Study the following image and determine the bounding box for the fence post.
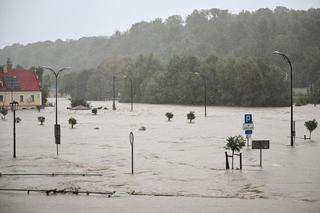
[225,151,229,170]
[239,153,242,170]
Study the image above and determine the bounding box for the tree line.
[0,7,319,88]
[60,54,291,107]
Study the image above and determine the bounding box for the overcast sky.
[0,0,319,48]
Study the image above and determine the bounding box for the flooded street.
[1,98,320,211]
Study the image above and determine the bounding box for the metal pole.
[55,74,58,125]
[13,109,16,158]
[41,66,70,156]
[130,79,133,112]
[225,152,229,170]
[272,51,294,147]
[204,78,207,117]
[112,76,116,110]
[55,74,59,156]
[289,61,293,147]
[260,148,262,167]
[131,143,134,175]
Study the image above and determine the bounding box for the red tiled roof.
[0,69,40,91]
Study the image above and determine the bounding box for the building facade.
[0,67,41,109]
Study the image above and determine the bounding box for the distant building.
[0,66,41,109]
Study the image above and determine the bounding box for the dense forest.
[1,7,319,87]
[1,7,320,106]
[59,54,291,107]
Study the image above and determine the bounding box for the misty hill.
[1,7,319,87]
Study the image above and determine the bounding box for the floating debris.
[139,126,146,131]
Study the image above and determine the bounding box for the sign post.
[129,132,134,175]
[243,114,253,146]
[252,140,270,167]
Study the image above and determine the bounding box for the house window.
[31,95,34,102]
[0,95,3,102]
[20,95,24,102]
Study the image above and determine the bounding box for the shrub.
[68,117,77,128]
[224,135,246,169]
[304,119,318,139]
[165,112,174,121]
[92,108,98,115]
[187,111,195,123]
[15,117,21,123]
[0,107,8,119]
[70,99,90,108]
[38,116,45,125]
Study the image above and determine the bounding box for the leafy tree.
[304,119,318,139]
[224,135,246,169]
[92,108,98,115]
[38,116,45,125]
[187,111,195,123]
[68,117,77,129]
[165,112,173,121]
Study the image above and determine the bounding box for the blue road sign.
[245,114,252,124]
[245,130,252,135]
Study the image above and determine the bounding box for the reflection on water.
[0,98,319,202]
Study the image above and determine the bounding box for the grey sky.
[0,0,319,48]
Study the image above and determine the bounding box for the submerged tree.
[187,111,195,123]
[304,119,318,139]
[165,112,174,121]
[68,117,77,129]
[224,135,245,169]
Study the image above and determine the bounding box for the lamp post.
[10,101,19,158]
[41,66,71,155]
[112,75,116,110]
[194,72,207,117]
[272,51,294,147]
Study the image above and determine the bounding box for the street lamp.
[194,72,207,117]
[41,66,71,155]
[124,75,133,112]
[10,100,19,158]
[112,75,116,110]
[272,51,294,147]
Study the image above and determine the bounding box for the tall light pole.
[194,72,207,117]
[10,101,19,158]
[112,75,116,110]
[272,51,294,147]
[41,66,71,155]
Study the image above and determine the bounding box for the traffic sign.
[245,130,252,135]
[244,114,252,123]
[252,140,270,149]
[129,132,134,145]
[243,123,254,130]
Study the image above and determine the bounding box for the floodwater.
[0,98,320,206]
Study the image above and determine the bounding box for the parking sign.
[244,114,252,124]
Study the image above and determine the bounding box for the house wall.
[0,91,41,109]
